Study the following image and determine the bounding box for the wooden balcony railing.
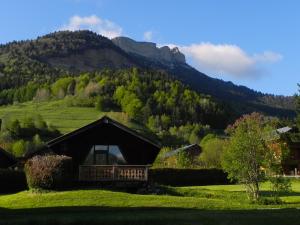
[78,165,149,182]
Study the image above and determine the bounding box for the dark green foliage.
[0,169,27,193]
[176,151,193,168]
[0,82,40,105]
[149,168,230,186]
[11,140,27,157]
[0,115,60,157]
[168,123,211,145]
[199,134,225,168]
[25,155,73,190]
[269,176,292,201]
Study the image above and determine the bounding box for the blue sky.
[0,0,299,96]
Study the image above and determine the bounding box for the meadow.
[1,182,300,225]
[0,100,145,134]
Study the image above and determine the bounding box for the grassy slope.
[1,182,300,225]
[0,100,147,134]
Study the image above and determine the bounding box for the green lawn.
[1,182,300,225]
[0,100,146,134]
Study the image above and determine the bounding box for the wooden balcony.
[78,165,149,182]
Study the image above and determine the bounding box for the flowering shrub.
[25,155,73,190]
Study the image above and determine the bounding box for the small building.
[268,126,300,175]
[162,144,202,159]
[284,141,300,175]
[0,147,17,168]
[44,116,161,183]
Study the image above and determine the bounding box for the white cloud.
[143,31,153,41]
[60,15,122,38]
[169,43,282,79]
[253,51,283,63]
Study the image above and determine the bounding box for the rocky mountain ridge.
[112,36,185,65]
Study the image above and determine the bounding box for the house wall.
[48,122,160,171]
[0,155,15,168]
[283,142,300,175]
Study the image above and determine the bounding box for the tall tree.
[222,113,270,201]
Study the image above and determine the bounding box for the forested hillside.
[0,68,234,157]
[0,68,232,128]
[0,30,295,118]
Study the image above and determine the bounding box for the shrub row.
[0,169,27,193]
[149,168,231,186]
[25,155,73,190]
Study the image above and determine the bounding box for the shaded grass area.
[1,207,300,225]
[1,182,300,225]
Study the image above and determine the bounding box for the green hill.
[0,99,158,142]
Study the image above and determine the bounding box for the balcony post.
[145,166,148,181]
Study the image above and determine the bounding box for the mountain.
[112,36,185,65]
[0,30,295,117]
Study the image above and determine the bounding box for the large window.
[83,145,126,165]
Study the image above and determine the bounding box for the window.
[83,145,126,165]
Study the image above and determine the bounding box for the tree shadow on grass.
[1,206,300,225]
[260,190,300,197]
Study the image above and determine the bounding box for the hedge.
[149,168,231,186]
[25,155,73,190]
[0,169,27,193]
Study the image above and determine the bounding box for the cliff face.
[112,37,186,65]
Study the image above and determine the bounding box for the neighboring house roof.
[0,147,17,168]
[263,126,293,141]
[163,144,201,159]
[47,116,160,149]
[277,126,292,134]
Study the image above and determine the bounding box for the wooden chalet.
[46,116,161,183]
[0,147,17,169]
[284,141,300,175]
[270,126,300,175]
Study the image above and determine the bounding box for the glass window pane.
[108,146,126,164]
[83,145,126,165]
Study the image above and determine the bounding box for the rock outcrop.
[112,37,186,65]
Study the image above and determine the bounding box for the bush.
[11,139,27,157]
[199,135,225,168]
[269,176,292,201]
[176,151,193,168]
[0,169,27,193]
[149,168,231,186]
[25,155,73,190]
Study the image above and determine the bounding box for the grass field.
[1,182,300,225]
[0,100,146,134]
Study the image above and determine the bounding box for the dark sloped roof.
[47,116,161,148]
[162,144,201,159]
